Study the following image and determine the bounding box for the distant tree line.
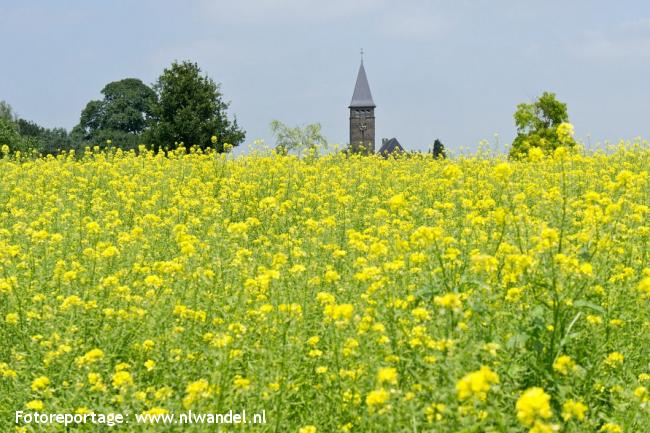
[0,61,245,155]
[3,65,574,159]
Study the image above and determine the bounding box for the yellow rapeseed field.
[1,144,650,432]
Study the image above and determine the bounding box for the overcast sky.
[1,0,650,153]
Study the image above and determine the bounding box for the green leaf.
[573,300,605,314]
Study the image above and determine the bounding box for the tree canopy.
[0,117,21,151]
[432,139,446,159]
[72,78,156,149]
[0,100,15,121]
[270,120,327,156]
[2,61,247,155]
[146,61,245,152]
[510,92,575,158]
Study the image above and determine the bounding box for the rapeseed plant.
[0,143,649,431]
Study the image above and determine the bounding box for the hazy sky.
[1,0,650,153]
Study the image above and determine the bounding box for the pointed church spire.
[349,51,375,108]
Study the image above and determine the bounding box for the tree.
[147,61,245,152]
[432,139,446,159]
[510,92,575,158]
[15,118,78,155]
[0,117,21,150]
[0,101,29,153]
[16,118,44,137]
[0,100,77,155]
[72,78,157,149]
[0,100,15,121]
[270,120,327,156]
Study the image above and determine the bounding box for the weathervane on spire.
[360,48,364,63]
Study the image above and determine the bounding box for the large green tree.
[72,78,157,149]
[147,61,245,152]
[509,92,575,158]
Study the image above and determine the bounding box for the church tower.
[349,51,375,154]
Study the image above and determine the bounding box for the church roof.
[349,61,376,108]
[379,138,404,155]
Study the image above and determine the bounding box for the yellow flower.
[557,122,575,144]
[387,193,407,211]
[604,352,624,368]
[634,386,649,402]
[144,275,163,288]
[76,348,104,366]
[323,303,354,322]
[324,269,341,283]
[144,360,156,371]
[233,375,251,391]
[366,388,390,407]
[516,387,552,427]
[87,372,107,392]
[586,314,602,325]
[425,402,446,422]
[434,293,462,309]
[561,399,587,421]
[308,349,323,358]
[456,366,499,401]
[183,379,211,408]
[115,362,130,372]
[529,422,556,433]
[552,355,576,375]
[111,371,133,389]
[316,292,336,305]
[211,135,218,144]
[26,400,44,410]
[411,307,431,321]
[638,277,650,297]
[298,426,317,433]
[0,362,17,378]
[377,367,398,385]
[143,407,169,415]
[506,287,523,302]
[227,221,248,235]
[5,312,19,325]
[553,146,569,159]
[85,221,101,234]
[528,146,545,161]
[600,423,622,433]
[494,162,513,179]
[31,376,51,392]
[186,379,209,395]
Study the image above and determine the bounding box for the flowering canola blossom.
[1,143,650,432]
